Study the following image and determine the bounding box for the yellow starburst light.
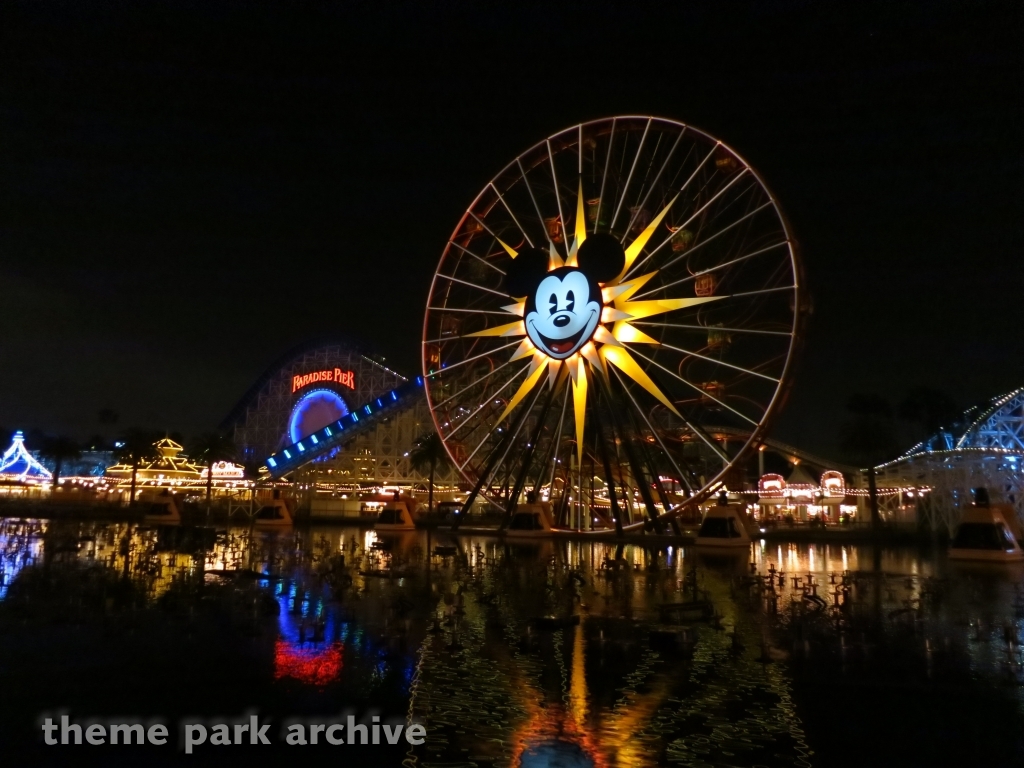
[463,184,726,465]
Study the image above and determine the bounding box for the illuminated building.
[0,431,52,485]
[757,466,853,522]
[38,450,115,478]
[221,340,463,516]
[105,438,247,492]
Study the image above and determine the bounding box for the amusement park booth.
[757,467,848,524]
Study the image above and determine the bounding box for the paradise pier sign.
[292,368,355,394]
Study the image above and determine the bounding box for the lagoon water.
[2,516,1023,767]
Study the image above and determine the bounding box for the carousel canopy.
[0,431,53,481]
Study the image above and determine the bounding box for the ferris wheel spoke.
[627,347,765,427]
[460,376,545,474]
[542,379,572,497]
[441,369,524,442]
[602,350,730,460]
[595,118,617,231]
[428,339,522,377]
[718,285,796,300]
[622,129,684,238]
[430,356,523,411]
[657,343,780,383]
[488,182,535,249]
[610,117,652,232]
[654,201,775,276]
[435,272,509,298]
[447,240,507,275]
[634,321,792,338]
[467,211,526,258]
[634,240,791,300]
[516,157,552,247]
[428,306,517,316]
[546,140,568,259]
[608,365,694,493]
[626,167,752,280]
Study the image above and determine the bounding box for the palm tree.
[190,432,237,514]
[39,436,81,490]
[409,431,447,521]
[116,429,161,504]
[840,393,899,531]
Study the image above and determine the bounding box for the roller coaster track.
[264,377,425,479]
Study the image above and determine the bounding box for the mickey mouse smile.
[529,309,599,356]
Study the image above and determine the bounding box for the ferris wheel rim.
[422,115,807,530]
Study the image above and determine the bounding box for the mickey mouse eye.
[548,293,557,315]
[565,290,575,312]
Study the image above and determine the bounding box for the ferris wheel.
[423,116,806,532]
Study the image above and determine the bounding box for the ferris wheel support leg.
[453,383,540,530]
[596,372,665,534]
[591,394,625,537]
[500,376,564,531]
[626,415,675,536]
[645,452,682,535]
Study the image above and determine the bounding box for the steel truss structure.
[294,397,462,489]
[874,388,1024,533]
[222,340,407,463]
[222,340,461,490]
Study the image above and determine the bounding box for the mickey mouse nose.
[553,314,571,328]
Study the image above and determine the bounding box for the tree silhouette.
[190,432,237,514]
[409,431,448,520]
[39,436,81,490]
[839,394,898,531]
[898,386,961,441]
[840,393,898,467]
[115,429,161,504]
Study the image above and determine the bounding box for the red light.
[273,639,343,687]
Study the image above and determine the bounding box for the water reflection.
[1,518,1023,765]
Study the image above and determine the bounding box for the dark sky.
[0,0,1021,457]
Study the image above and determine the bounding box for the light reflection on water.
[2,517,1024,766]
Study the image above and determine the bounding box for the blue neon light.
[288,388,349,444]
[265,377,429,473]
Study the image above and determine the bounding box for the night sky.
[1,0,1020,458]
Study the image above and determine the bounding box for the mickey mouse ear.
[576,233,626,283]
[504,248,549,297]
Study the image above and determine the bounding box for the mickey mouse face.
[525,268,601,359]
[504,233,627,361]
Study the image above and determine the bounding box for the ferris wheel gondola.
[423,116,806,532]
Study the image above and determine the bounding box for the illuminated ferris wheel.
[423,116,806,532]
